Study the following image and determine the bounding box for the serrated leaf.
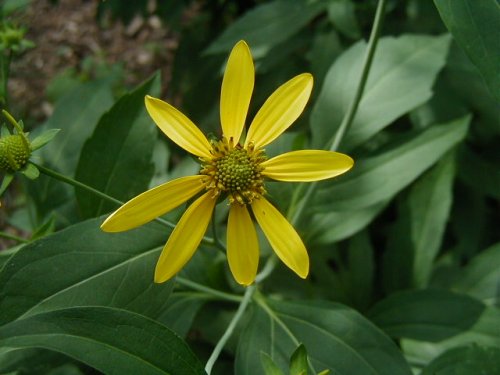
[421,344,500,375]
[368,290,485,342]
[236,299,412,375]
[75,73,160,218]
[434,0,500,102]
[311,34,451,150]
[0,216,172,326]
[313,116,469,212]
[205,0,327,58]
[0,306,205,375]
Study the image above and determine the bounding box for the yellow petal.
[220,41,254,144]
[101,175,205,232]
[251,197,309,278]
[154,191,216,283]
[145,95,212,158]
[227,204,259,286]
[245,73,313,149]
[261,150,354,181]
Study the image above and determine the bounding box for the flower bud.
[0,133,31,172]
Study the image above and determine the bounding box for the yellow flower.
[101,41,353,286]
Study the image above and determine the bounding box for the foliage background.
[0,0,499,374]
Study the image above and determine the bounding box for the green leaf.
[156,292,209,338]
[1,0,31,16]
[205,0,327,58]
[20,162,39,180]
[313,116,469,212]
[434,0,500,102]
[0,246,20,271]
[0,348,87,375]
[0,217,172,326]
[368,290,485,342]
[39,80,114,175]
[422,345,500,375]
[260,352,285,375]
[26,80,114,222]
[75,74,160,218]
[343,231,375,311]
[0,173,14,196]
[311,34,451,150]
[457,146,500,200]
[327,0,361,39]
[236,299,412,375]
[308,200,388,244]
[0,306,205,375]
[30,129,60,151]
[452,242,500,305]
[410,153,455,287]
[289,344,308,375]
[401,306,500,365]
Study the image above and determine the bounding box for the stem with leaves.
[290,0,387,227]
[204,0,388,372]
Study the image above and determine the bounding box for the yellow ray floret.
[101,40,354,286]
[261,150,354,182]
[220,40,254,144]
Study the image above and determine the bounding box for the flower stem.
[327,0,387,152]
[33,162,220,246]
[202,6,388,368]
[34,162,123,206]
[291,0,387,226]
[176,277,242,303]
[205,285,256,374]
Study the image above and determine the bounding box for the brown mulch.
[8,0,179,122]
[1,0,185,247]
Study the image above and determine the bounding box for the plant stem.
[204,285,256,374]
[255,254,278,283]
[205,8,389,365]
[211,209,226,252]
[33,162,219,246]
[291,0,387,226]
[176,277,242,303]
[34,162,124,206]
[328,0,387,152]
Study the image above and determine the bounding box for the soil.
[1,0,185,247]
[8,0,180,121]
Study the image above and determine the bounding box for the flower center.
[200,137,267,205]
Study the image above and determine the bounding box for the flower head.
[101,41,353,286]
[0,110,59,205]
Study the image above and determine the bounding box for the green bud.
[0,23,34,53]
[0,133,31,172]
